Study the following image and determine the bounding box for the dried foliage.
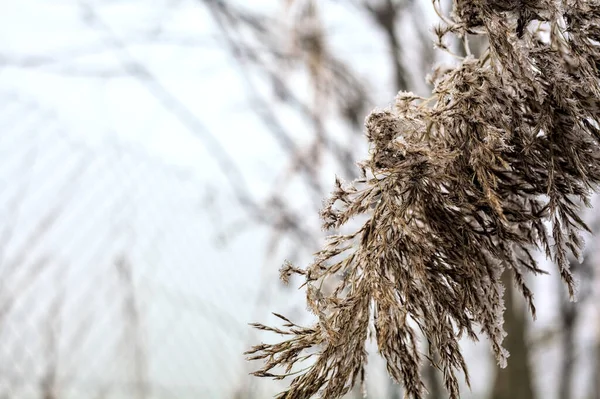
[246,1,600,398]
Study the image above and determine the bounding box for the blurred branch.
[201,0,369,178]
[560,249,595,399]
[115,255,149,399]
[490,272,536,399]
[41,262,66,399]
[559,279,576,399]
[362,0,409,91]
[422,340,443,399]
[202,0,325,198]
[77,2,254,208]
[0,33,221,65]
[75,0,317,249]
[3,0,369,251]
[593,317,600,399]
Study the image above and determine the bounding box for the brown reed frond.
[246,1,600,397]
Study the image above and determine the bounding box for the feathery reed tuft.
[246,1,600,397]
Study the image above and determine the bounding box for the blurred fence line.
[0,91,267,399]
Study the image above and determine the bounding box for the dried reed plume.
[246,1,600,397]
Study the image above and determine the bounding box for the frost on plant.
[246,1,600,398]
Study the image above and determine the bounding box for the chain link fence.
[0,92,277,399]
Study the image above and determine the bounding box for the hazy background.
[0,1,598,398]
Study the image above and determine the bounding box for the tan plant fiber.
[246,1,600,397]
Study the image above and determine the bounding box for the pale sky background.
[0,1,598,399]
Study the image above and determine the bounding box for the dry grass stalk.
[246,1,600,397]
